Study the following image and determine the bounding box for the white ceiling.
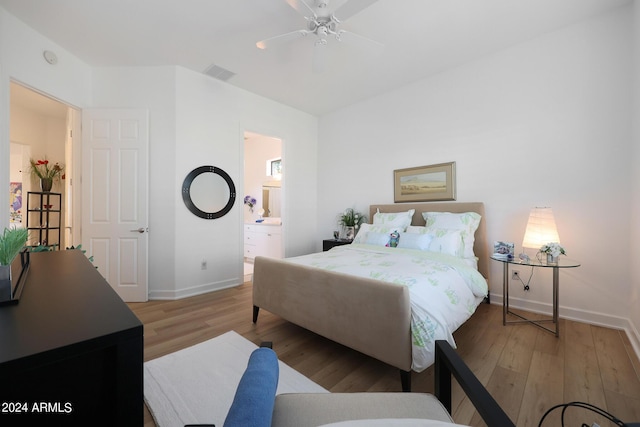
[1,0,630,116]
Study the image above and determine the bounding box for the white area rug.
[144,330,328,427]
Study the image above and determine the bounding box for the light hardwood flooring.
[129,282,640,427]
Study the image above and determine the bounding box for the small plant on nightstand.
[338,208,366,240]
[538,242,566,264]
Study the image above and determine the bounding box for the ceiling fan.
[256,0,383,71]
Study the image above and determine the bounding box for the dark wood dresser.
[0,250,143,426]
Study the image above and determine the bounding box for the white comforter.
[286,243,488,372]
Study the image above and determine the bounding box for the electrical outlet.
[201,259,207,270]
[512,270,520,280]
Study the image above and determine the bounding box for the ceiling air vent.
[203,64,236,81]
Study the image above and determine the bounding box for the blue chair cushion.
[223,347,279,427]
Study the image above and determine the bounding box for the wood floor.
[129,281,640,427]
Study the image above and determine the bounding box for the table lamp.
[521,207,560,260]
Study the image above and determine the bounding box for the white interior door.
[81,109,149,302]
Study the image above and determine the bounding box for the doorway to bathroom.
[243,131,283,281]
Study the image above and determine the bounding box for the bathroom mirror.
[182,166,236,219]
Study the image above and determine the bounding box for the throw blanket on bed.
[286,244,488,372]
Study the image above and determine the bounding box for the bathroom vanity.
[244,221,282,260]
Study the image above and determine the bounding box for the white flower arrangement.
[539,242,566,258]
[338,208,366,228]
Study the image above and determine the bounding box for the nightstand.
[322,239,351,251]
[491,255,580,337]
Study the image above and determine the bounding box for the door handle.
[130,227,148,234]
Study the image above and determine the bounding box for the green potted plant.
[0,227,29,302]
[338,208,366,240]
[30,158,65,192]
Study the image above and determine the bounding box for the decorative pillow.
[353,223,403,244]
[364,232,391,247]
[397,232,433,251]
[420,212,481,258]
[372,209,415,231]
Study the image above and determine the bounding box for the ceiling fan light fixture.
[257,0,383,70]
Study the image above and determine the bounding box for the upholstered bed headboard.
[369,202,489,282]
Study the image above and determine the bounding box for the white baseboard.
[148,277,242,300]
[489,292,640,361]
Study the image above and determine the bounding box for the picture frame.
[493,241,515,260]
[394,162,456,202]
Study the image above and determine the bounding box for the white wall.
[92,66,318,299]
[318,6,636,340]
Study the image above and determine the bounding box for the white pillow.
[353,223,403,244]
[422,211,481,232]
[428,229,465,257]
[372,209,415,231]
[397,232,433,251]
[420,212,481,258]
[365,232,391,247]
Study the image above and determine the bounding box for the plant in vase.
[338,208,366,240]
[0,227,29,302]
[30,158,65,192]
[244,195,257,213]
[538,242,566,264]
[0,227,28,266]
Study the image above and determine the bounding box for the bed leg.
[400,370,411,392]
[253,305,260,323]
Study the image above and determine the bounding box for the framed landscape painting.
[394,162,456,202]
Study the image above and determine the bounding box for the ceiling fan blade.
[333,0,378,21]
[336,30,383,53]
[312,39,328,73]
[285,0,316,17]
[256,30,310,50]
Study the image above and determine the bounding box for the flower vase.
[546,254,558,265]
[344,226,355,241]
[40,178,53,192]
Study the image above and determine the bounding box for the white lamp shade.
[522,207,560,249]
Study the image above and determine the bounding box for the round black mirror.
[182,166,236,219]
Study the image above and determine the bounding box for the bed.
[252,202,489,391]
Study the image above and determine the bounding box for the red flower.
[30,158,64,180]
